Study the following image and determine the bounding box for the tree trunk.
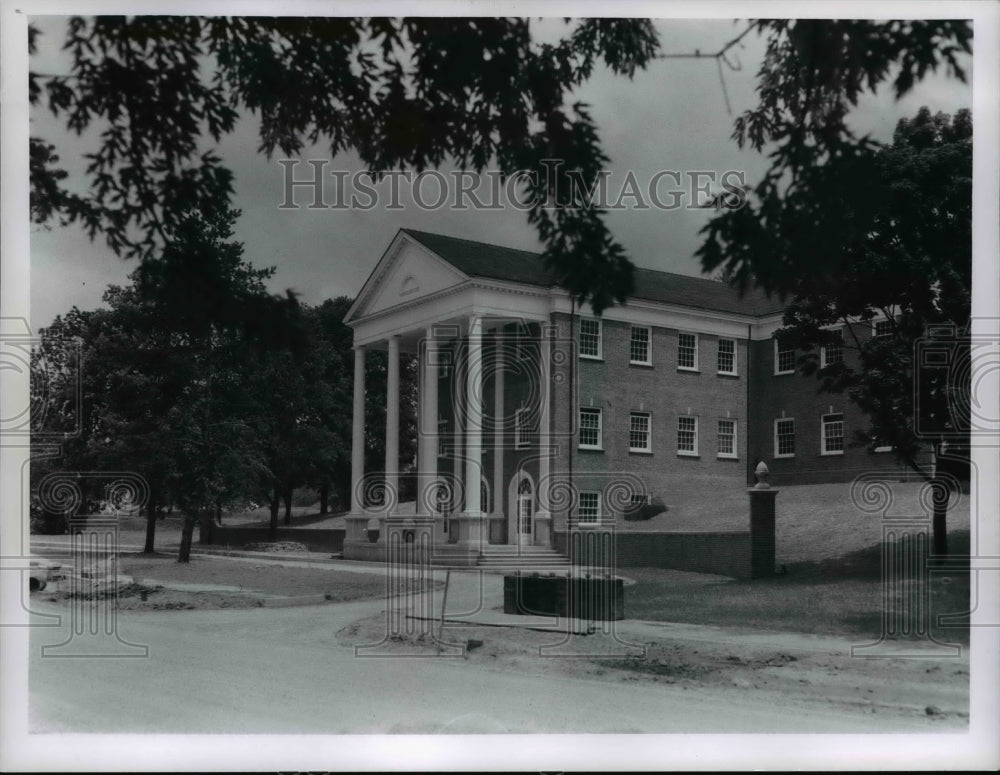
[320,482,330,516]
[269,484,280,537]
[283,484,293,526]
[215,500,223,525]
[143,493,157,554]
[931,475,949,556]
[178,515,197,563]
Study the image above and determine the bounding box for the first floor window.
[579,407,602,449]
[717,418,737,458]
[678,332,698,370]
[822,413,845,454]
[629,412,651,452]
[514,407,529,449]
[629,326,651,364]
[775,418,795,457]
[580,318,602,359]
[775,339,795,374]
[578,491,601,524]
[717,338,736,374]
[677,416,698,455]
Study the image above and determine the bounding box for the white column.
[463,316,483,514]
[350,346,366,514]
[492,327,505,524]
[536,324,552,544]
[385,335,400,510]
[420,326,438,514]
[538,324,552,514]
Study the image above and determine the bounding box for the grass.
[625,529,972,644]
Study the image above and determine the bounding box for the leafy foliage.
[30,16,659,313]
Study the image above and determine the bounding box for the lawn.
[624,529,972,644]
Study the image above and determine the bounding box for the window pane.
[630,326,650,363]
[823,413,844,452]
[718,339,735,373]
[677,416,697,453]
[580,408,601,447]
[580,319,601,358]
[678,333,696,369]
[629,412,650,451]
[776,419,795,456]
[578,491,600,522]
[776,341,795,372]
[718,419,736,456]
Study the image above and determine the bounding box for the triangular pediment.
[347,232,469,321]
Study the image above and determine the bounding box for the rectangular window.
[717,418,737,459]
[514,407,529,449]
[579,318,602,359]
[629,412,651,452]
[821,330,844,368]
[677,332,698,370]
[579,407,602,449]
[717,338,736,375]
[774,339,795,374]
[822,413,845,455]
[774,418,795,458]
[629,326,651,365]
[677,416,698,456]
[874,318,894,337]
[578,491,601,524]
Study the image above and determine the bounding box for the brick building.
[342,228,898,566]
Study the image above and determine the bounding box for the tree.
[772,108,971,554]
[30,16,659,314]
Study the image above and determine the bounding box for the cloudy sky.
[26,13,974,330]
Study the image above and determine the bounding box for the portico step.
[476,545,571,568]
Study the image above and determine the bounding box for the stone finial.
[754,461,771,489]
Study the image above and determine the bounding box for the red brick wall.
[550,312,749,532]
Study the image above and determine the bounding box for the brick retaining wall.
[554,530,752,579]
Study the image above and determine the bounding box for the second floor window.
[717,338,736,375]
[775,339,795,374]
[629,326,651,364]
[678,332,698,370]
[580,318,602,359]
[821,330,844,368]
[677,415,698,455]
[775,418,795,457]
[717,419,737,458]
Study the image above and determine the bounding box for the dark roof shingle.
[402,228,784,317]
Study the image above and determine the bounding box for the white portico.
[342,229,558,565]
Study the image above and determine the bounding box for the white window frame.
[629,412,652,453]
[821,413,845,456]
[872,317,895,337]
[514,406,530,450]
[774,339,795,375]
[579,318,603,360]
[578,407,603,450]
[717,418,738,459]
[578,491,601,524]
[820,329,844,369]
[717,338,737,375]
[677,332,699,371]
[677,415,699,456]
[774,418,796,458]
[629,325,652,365]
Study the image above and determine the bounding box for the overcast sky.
[27,15,973,330]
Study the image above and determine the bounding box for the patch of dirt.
[44,584,265,611]
[336,612,969,728]
[242,541,310,553]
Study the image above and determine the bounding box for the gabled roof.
[401,228,784,317]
